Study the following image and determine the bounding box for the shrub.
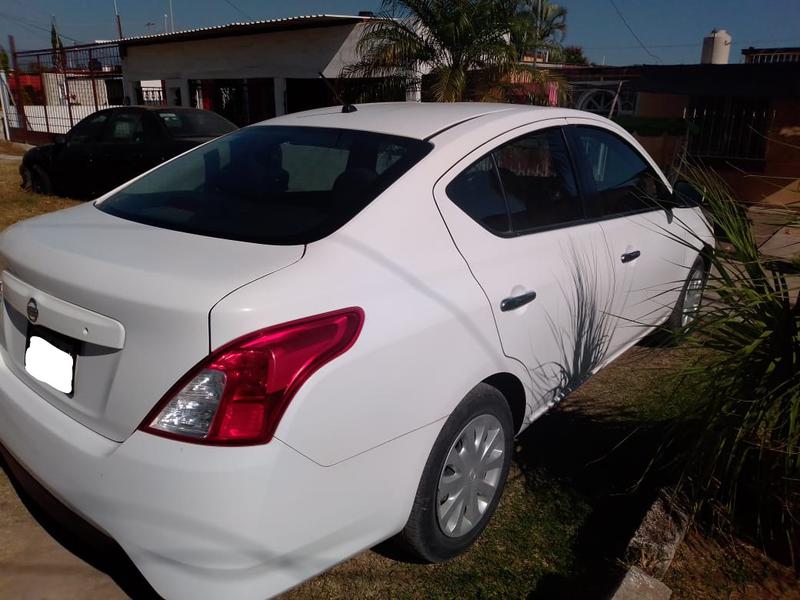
[669,163,799,566]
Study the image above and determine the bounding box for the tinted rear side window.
[445,127,582,235]
[104,110,161,144]
[571,126,670,218]
[446,156,510,234]
[493,128,581,231]
[98,126,432,245]
[155,109,237,138]
[69,111,110,143]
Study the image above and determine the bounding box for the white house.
[119,14,400,125]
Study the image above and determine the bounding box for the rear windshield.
[155,109,237,138]
[98,126,432,244]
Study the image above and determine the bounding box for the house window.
[576,87,636,117]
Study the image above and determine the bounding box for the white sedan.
[0,102,711,599]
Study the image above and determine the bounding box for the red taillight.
[140,308,364,445]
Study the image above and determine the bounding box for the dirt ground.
[0,472,125,599]
[0,156,115,597]
[0,141,28,157]
[666,528,800,600]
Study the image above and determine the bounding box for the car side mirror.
[54,134,67,145]
[672,180,705,207]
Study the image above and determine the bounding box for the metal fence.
[685,98,775,162]
[3,38,125,144]
[139,85,166,105]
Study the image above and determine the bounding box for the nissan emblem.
[26,298,39,323]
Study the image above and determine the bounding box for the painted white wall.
[0,72,11,140]
[121,24,365,82]
[41,72,110,107]
[163,78,190,107]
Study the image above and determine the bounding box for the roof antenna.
[318,72,357,113]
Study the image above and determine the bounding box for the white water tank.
[701,29,732,64]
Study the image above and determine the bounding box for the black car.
[21,106,238,199]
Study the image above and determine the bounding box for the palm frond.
[666,161,800,564]
[342,0,567,103]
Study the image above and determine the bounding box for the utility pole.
[168,0,175,32]
[0,71,11,142]
[531,0,542,67]
[114,0,123,39]
[8,35,29,139]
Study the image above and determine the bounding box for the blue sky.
[2,0,799,65]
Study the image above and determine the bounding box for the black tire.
[21,166,32,192]
[399,382,514,563]
[23,165,53,195]
[665,255,708,337]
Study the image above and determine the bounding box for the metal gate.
[3,38,124,144]
[685,97,776,162]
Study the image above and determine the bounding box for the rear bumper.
[0,349,441,599]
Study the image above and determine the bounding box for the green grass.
[285,346,703,599]
[283,465,593,599]
[0,161,78,232]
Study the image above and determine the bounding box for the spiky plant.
[533,246,615,406]
[669,163,799,565]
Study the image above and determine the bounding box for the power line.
[222,0,252,21]
[0,11,85,44]
[607,0,662,63]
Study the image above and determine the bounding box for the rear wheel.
[667,256,708,334]
[400,383,513,562]
[21,167,32,191]
[22,165,52,195]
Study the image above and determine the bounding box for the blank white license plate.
[25,336,74,394]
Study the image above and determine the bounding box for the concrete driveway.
[0,470,126,599]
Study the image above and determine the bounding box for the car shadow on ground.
[2,376,680,600]
[516,404,675,599]
[373,391,682,598]
[2,405,678,600]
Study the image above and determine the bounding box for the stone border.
[611,490,690,599]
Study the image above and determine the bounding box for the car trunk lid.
[0,203,303,441]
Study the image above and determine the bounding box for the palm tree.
[343,0,565,104]
[510,0,568,61]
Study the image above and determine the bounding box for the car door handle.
[500,291,537,312]
[620,250,641,264]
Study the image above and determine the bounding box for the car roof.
[262,102,589,141]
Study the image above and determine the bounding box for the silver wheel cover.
[436,414,506,538]
[681,268,705,327]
